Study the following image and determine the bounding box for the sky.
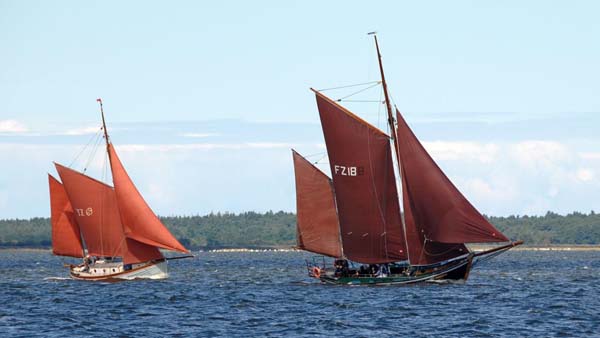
[1,0,599,218]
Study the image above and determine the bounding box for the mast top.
[97,98,110,147]
[372,35,394,131]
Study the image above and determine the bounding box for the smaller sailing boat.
[49,99,191,281]
[293,34,522,285]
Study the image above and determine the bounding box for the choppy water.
[0,250,598,337]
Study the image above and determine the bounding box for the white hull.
[70,260,168,281]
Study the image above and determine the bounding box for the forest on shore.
[0,211,599,250]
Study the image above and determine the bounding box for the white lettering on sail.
[75,208,94,217]
[333,165,364,177]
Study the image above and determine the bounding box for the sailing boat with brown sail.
[293,34,522,285]
[49,99,191,281]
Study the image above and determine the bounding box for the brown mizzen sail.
[314,89,407,264]
[395,110,508,265]
[292,149,342,258]
[49,174,83,258]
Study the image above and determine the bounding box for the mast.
[98,98,110,150]
[371,33,411,262]
[97,97,110,258]
[371,34,399,161]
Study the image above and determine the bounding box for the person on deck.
[334,259,350,277]
[369,264,379,276]
[376,264,389,278]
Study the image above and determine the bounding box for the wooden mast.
[98,98,110,150]
[372,34,400,161]
[371,33,411,262]
[97,97,111,259]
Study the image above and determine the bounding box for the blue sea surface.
[0,250,598,337]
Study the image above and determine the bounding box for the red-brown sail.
[48,174,84,258]
[292,149,343,258]
[396,109,509,265]
[122,238,163,265]
[315,90,407,264]
[54,163,125,258]
[107,144,188,254]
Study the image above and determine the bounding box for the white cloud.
[61,126,101,136]
[459,176,518,203]
[547,186,559,197]
[575,168,595,182]
[0,120,28,133]
[1,132,599,218]
[115,142,302,152]
[463,178,493,197]
[423,141,499,163]
[510,141,571,170]
[180,132,220,138]
[580,152,600,160]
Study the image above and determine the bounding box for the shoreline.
[3,245,600,253]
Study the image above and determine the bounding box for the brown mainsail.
[48,174,83,258]
[292,150,342,258]
[314,90,407,264]
[55,163,126,258]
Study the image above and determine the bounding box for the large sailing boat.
[49,99,191,281]
[293,34,522,285]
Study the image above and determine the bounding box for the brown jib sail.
[396,110,508,265]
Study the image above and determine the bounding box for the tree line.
[0,211,598,249]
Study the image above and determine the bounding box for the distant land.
[0,211,599,250]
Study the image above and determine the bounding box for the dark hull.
[308,241,523,285]
[316,255,473,286]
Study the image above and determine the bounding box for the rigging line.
[317,81,381,92]
[83,131,104,173]
[69,128,103,168]
[313,153,328,166]
[302,151,327,159]
[335,82,382,102]
[377,86,383,130]
[337,100,382,103]
[84,133,103,173]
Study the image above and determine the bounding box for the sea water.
[0,250,598,337]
